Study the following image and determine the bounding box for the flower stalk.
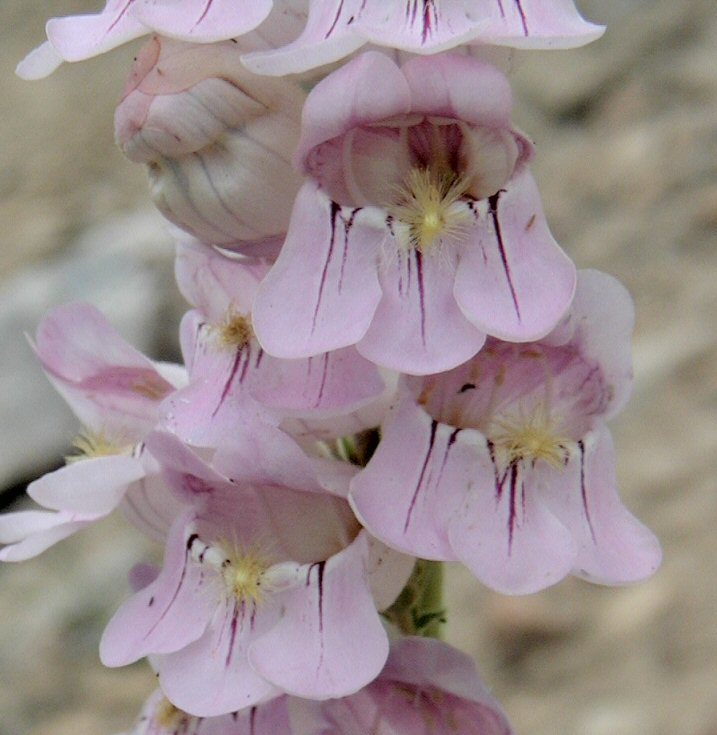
[384,559,446,639]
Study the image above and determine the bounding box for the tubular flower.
[100,429,413,716]
[163,240,389,447]
[0,303,186,561]
[16,0,307,79]
[291,636,513,734]
[243,0,604,76]
[123,689,291,735]
[349,270,662,594]
[115,36,305,254]
[253,52,576,374]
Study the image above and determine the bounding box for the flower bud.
[115,36,305,249]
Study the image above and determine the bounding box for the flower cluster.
[6,2,661,733]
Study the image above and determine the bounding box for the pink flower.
[291,636,513,734]
[349,270,662,594]
[115,37,305,254]
[124,688,291,734]
[0,303,185,561]
[125,637,511,733]
[253,52,576,374]
[243,0,604,76]
[101,429,413,716]
[163,240,389,447]
[17,0,306,79]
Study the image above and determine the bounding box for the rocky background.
[1,1,716,734]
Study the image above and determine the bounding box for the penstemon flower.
[10,3,660,733]
[16,0,307,79]
[115,36,306,253]
[290,636,513,734]
[124,637,512,734]
[163,240,389,447]
[123,688,291,734]
[349,270,662,594]
[100,429,413,715]
[253,51,576,374]
[0,304,185,560]
[244,0,605,75]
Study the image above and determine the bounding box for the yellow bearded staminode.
[214,307,254,351]
[390,167,472,253]
[490,403,573,470]
[216,539,273,606]
[154,697,195,731]
[65,429,130,464]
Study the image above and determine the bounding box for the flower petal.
[16,41,64,80]
[294,51,412,167]
[400,53,519,138]
[478,0,605,50]
[250,532,388,699]
[545,269,635,419]
[541,427,662,585]
[384,637,513,733]
[242,0,366,76]
[175,240,268,321]
[28,455,145,515]
[447,453,576,594]
[34,302,174,436]
[366,536,415,612]
[154,595,280,717]
[251,347,385,416]
[350,395,473,560]
[0,510,96,561]
[134,0,273,42]
[454,169,576,342]
[253,184,382,359]
[357,248,487,374]
[356,2,488,54]
[100,513,213,666]
[46,2,147,63]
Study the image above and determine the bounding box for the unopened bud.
[115,36,305,248]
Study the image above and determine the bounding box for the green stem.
[345,428,446,638]
[383,559,446,638]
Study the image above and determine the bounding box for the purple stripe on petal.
[225,601,240,667]
[145,536,194,638]
[414,250,427,346]
[514,0,529,35]
[194,0,215,29]
[325,0,345,38]
[488,191,522,322]
[404,419,438,532]
[578,439,597,543]
[313,353,331,409]
[312,202,341,334]
[212,347,243,418]
[106,0,134,35]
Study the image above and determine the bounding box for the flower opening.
[489,403,572,469]
[65,429,131,464]
[213,309,254,351]
[190,534,273,607]
[390,167,472,252]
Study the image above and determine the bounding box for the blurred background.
[0,1,716,733]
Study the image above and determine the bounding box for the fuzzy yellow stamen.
[218,541,272,606]
[65,430,129,464]
[490,405,572,469]
[390,167,471,252]
[214,308,253,350]
[154,698,193,731]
